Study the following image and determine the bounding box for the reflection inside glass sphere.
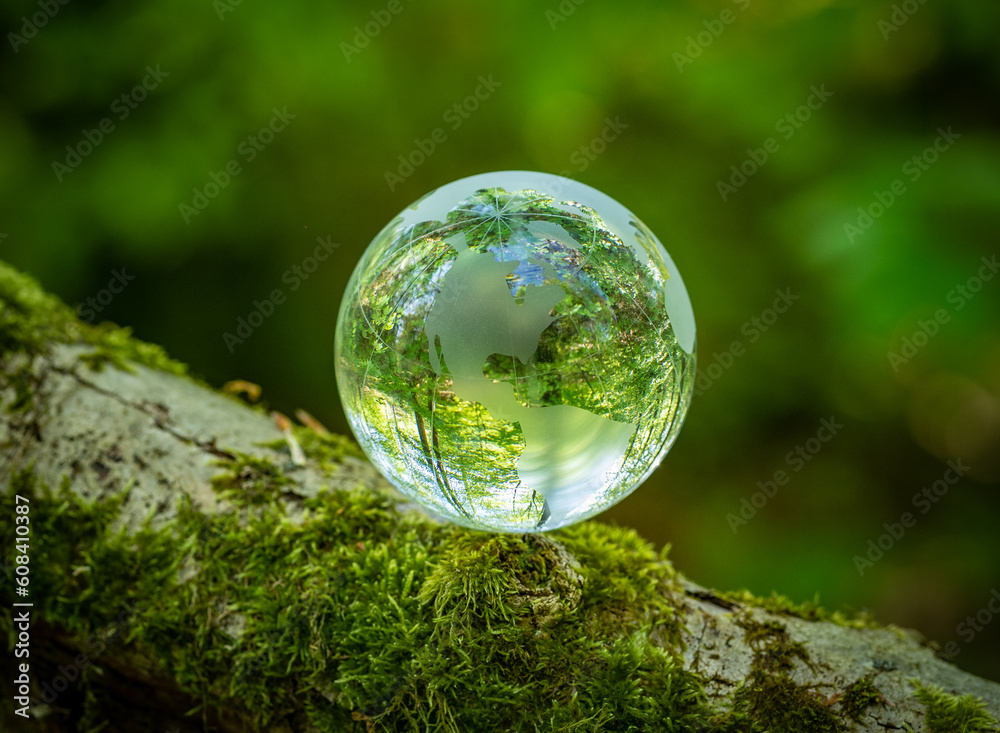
[335,171,695,532]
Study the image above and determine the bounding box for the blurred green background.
[2,0,999,681]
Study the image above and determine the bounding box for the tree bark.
[2,260,999,732]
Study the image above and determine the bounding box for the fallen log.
[2,259,998,732]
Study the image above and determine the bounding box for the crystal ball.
[335,171,695,532]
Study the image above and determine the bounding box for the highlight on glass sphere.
[335,171,696,532]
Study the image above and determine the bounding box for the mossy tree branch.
[1,259,999,733]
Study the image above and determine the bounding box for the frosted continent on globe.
[335,171,695,532]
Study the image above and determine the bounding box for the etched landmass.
[424,232,636,527]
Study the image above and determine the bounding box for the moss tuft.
[76,322,187,376]
[735,614,812,675]
[912,680,1000,733]
[295,426,367,464]
[839,675,885,723]
[1,261,82,357]
[2,468,177,641]
[555,521,684,648]
[732,670,844,733]
[210,452,296,506]
[418,531,584,639]
[721,588,877,629]
[0,259,188,390]
[419,533,542,633]
[716,613,845,732]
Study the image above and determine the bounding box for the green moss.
[0,260,82,356]
[714,613,844,733]
[839,675,885,724]
[75,322,187,377]
[4,361,35,413]
[556,522,685,649]
[418,532,544,633]
[295,426,367,465]
[1,468,713,732]
[732,670,844,733]
[912,680,999,733]
[6,461,995,733]
[721,588,878,629]
[735,614,812,675]
[211,452,296,506]
[2,468,178,641]
[0,260,188,396]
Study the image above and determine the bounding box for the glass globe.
[335,171,695,532]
